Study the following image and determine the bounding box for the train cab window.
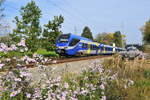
[69,38,80,46]
[82,43,88,48]
[58,34,70,43]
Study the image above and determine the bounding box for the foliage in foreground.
[0,58,134,100]
[10,0,64,52]
[103,55,150,100]
[11,1,42,52]
[36,49,59,58]
[142,19,150,44]
[43,15,64,51]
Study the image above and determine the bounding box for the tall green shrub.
[43,15,64,51]
[10,0,42,52]
[81,26,93,40]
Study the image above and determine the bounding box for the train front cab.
[56,33,92,56]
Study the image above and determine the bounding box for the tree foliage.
[142,19,150,44]
[10,0,42,52]
[95,31,125,47]
[95,32,114,45]
[81,26,93,40]
[43,15,64,51]
[113,31,123,47]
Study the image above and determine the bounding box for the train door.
[90,45,97,54]
[87,43,91,54]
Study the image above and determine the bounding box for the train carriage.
[56,33,124,56]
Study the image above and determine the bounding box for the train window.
[82,43,88,48]
[90,45,93,50]
[58,34,70,43]
[94,45,98,50]
[101,47,104,51]
[69,38,80,46]
[90,45,98,50]
[110,48,112,51]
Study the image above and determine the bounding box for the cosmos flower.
[0,64,4,69]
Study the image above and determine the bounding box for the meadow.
[0,39,150,100]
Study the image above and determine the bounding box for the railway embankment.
[29,56,111,84]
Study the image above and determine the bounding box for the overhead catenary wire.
[4,3,73,33]
[47,0,100,35]
[45,0,90,26]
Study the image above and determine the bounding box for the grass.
[102,54,150,100]
[36,48,59,58]
[0,49,59,59]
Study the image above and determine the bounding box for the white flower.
[14,78,21,82]
[101,96,106,100]
[52,60,57,64]
[26,93,31,98]
[6,58,11,62]
[100,84,105,90]
[64,82,69,89]
[10,90,20,97]
[0,64,4,69]
[18,38,26,47]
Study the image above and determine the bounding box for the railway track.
[46,55,111,65]
[0,55,112,73]
[20,55,112,68]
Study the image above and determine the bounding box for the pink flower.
[101,96,106,100]
[100,84,105,90]
[52,60,57,64]
[18,38,26,47]
[20,71,31,77]
[14,78,21,82]
[64,83,69,89]
[0,64,4,69]
[10,44,17,51]
[26,93,31,98]
[10,90,21,97]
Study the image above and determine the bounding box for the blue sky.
[3,0,150,44]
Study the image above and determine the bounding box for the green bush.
[0,52,5,58]
[0,51,33,59]
[143,69,150,79]
[135,79,150,87]
[36,49,59,58]
[5,51,24,58]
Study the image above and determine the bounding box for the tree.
[10,1,42,52]
[95,32,114,45]
[142,19,150,44]
[81,26,93,40]
[113,31,123,47]
[43,15,64,51]
[95,32,126,47]
[0,35,11,45]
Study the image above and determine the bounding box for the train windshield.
[58,34,70,43]
[69,38,80,46]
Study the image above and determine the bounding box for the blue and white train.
[56,33,124,56]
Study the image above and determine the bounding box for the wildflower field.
[0,39,150,100]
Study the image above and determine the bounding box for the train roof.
[103,44,114,48]
[64,33,93,42]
